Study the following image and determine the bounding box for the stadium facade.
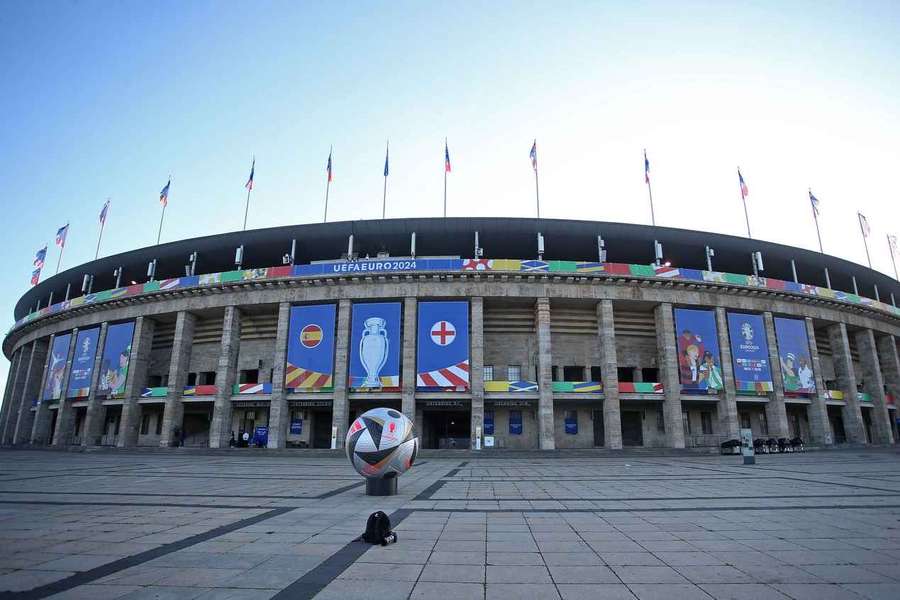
[1,217,899,451]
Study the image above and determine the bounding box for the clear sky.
[2,0,899,391]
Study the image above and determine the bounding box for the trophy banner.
[349,302,401,391]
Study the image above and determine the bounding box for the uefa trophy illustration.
[360,317,389,388]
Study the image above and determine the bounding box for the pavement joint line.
[0,499,285,509]
[421,493,900,502]
[0,490,357,500]
[0,505,296,600]
[314,480,366,499]
[407,503,900,513]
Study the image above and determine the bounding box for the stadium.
[1,217,898,452]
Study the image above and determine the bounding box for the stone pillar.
[401,297,417,422]
[715,307,740,439]
[804,318,831,445]
[470,297,484,449]
[13,339,50,445]
[119,317,155,448]
[1,347,27,444]
[210,306,241,448]
[762,312,789,438]
[855,329,893,444]
[597,299,622,449]
[52,330,80,447]
[30,335,55,445]
[331,299,351,449]
[80,322,109,447]
[160,312,196,447]
[535,298,555,450]
[267,302,291,449]
[655,303,685,448]
[828,322,866,444]
[877,335,900,442]
[0,348,23,442]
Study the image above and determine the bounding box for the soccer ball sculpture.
[346,408,418,479]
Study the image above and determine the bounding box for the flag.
[326,149,333,183]
[245,158,255,190]
[530,140,537,170]
[889,234,898,256]
[858,212,870,237]
[33,246,47,268]
[31,268,41,286]
[738,169,749,199]
[444,140,451,173]
[160,179,170,207]
[99,199,110,225]
[809,190,820,216]
[383,144,389,177]
[644,149,650,184]
[55,224,69,247]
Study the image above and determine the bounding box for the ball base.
[366,477,398,496]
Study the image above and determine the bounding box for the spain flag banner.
[285,304,336,392]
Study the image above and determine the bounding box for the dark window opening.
[617,367,635,382]
[590,366,602,381]
[140,414,151,435]
[551,366,559,381]
[641,368,659,382]
[148,375,163,387]
[701,411,713,434]
[563,366,584,382]
[198,371,216,385]
[187,372,197,386]
[239,369,259,384]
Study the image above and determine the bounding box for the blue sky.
[2,1,899,390]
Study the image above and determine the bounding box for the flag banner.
[285,304,336,392]
[99,200,109,225]
[30,268,41,286]
[417,301,469,391]
[383,146,389,177]
[739,170,749,198]
[55,225,69,247]
[644,149,650,183]
[160,180,170,207]
[245,159,255,190]
[774,317,815,394]
[530,141,537,170]
[42,333,72,401]
[673,308,723,394]
[34,246,47,268]
[859,212,870,237]
[726,312,774,392]
[444,141,451,173]
[349,302,401,391]
[326,150,333,182]
[66,327,100,398]
[809,191,820,215]
[97,321,135,397]
[890,234,898,256]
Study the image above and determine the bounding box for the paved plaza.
[0,449,899,599]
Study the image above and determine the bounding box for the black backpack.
[360,511,395,545]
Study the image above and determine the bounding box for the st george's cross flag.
[530,140,537,170]
[416,301,470,390]
[55,224,69,247]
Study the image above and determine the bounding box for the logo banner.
[673,308,723,393]
[97,321,135,397]
[42,333,72,401]
[726,312,774,392]
[349,302,401,391]
[285,304,336,392]
[67,327,100,398]
[416,301,469,390]
[774,317,816,394]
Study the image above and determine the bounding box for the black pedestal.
[366,477,398,496]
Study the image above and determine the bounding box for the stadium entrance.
[421,400,470,449]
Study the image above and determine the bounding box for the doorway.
[313,411,332,448]
[592,409,605,447]
[423,410,471,449]
[828,406,846,443]
[102,406,122,446]
[621,411,643,446]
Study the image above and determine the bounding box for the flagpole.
[56,224,67,274]
[534,163,540,219]
[443,138,448,218]
[97,199,109,259]
[157,203,166,245]
[888,234,898,280]
[383,141,389,219]
[646,181,655,227]
[739,168,751,238]
[811,190,824,253]
[859,215,872,268]
[324,146,332,223]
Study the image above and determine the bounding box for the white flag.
[889,234,898,256]
[858,212,871,237]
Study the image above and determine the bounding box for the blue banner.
[290,418,302,435]
[253,426,268,446]
[673,308,723,393]
[349,302,401,391]
[417,301,469,390]
[285,304,336,391]
[509,410,523,435]
[774,317,816,394]
[727,312,774,392]
[42,333,71,401]
[67,327,100,398]
[97,321,134,397]
[564,410,577,434]
[484,410,494,435]
[293,258,463,278]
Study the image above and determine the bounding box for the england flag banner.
[417,301,469,391]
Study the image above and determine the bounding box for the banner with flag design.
[285,304,336,392]
[417,301,469,391]
[56,225,69,247]
[349,302,401,391]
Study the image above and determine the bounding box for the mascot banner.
[97,321,135,397]
[726,312,774,392]
[42,332,72,401]
[285,304,336,392]
[673,308,723,394]
[349,302,401,391]
[416,301,469,391]
[67,327,100,398]
[774,317,816,394]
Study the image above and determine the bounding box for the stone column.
[210,306,241,448]
[597,299,622,449]
[160,312,196,447]
[855,329,893,444]
[119,317,155,447]
[13,339,50,445]
[827,322,866,443]
[535,298,555,450]
[470,297,484,449]
[52,330,80,447]
[0,348,23,442]
[401,297,418,422]
[1,347,27,444]
[30,335,55,445]
[80,322,109,447]
[804,318,831,445]
[331,299,352,449]
[715,307,740,439]
[763,312,789,438]
[267,302,291,449]
[877,335,900,442]
[655,303,685,448]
